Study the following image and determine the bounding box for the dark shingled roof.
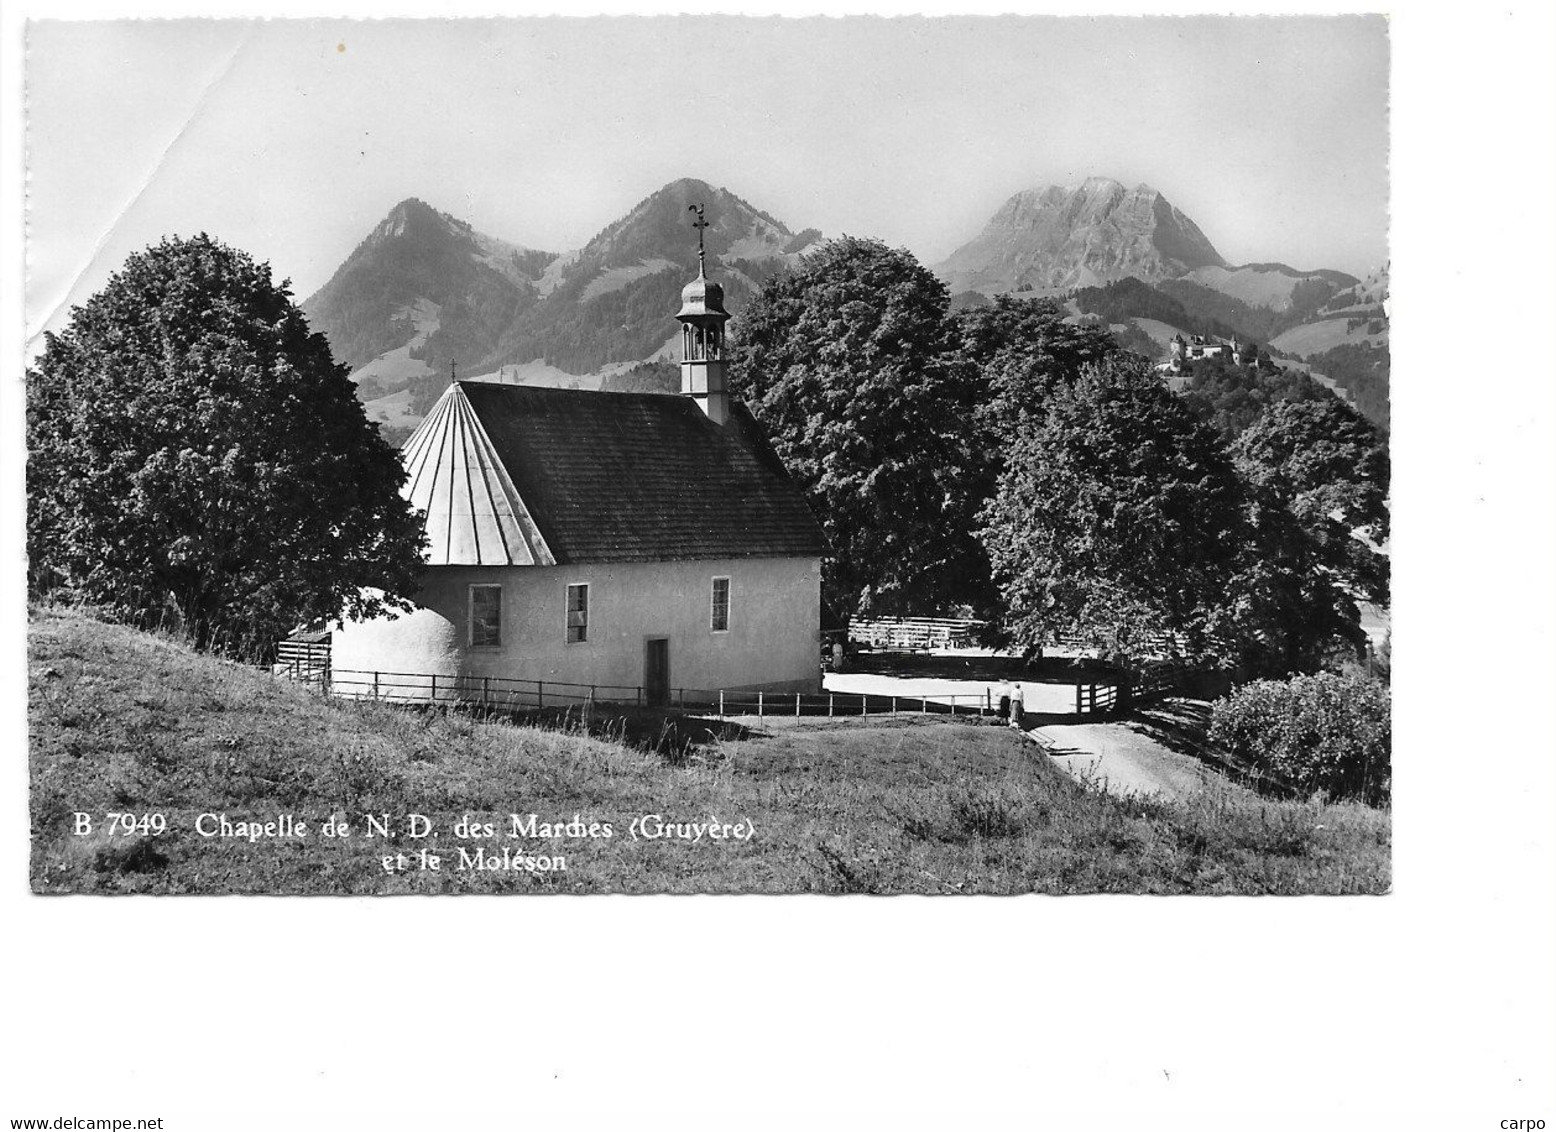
[457,382,825,565]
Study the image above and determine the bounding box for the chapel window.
[469,585,502,647]
[566,583,589,644]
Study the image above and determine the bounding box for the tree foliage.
[27,234,427,657]
[953,294,1118,427]
[1304,341,1390,431]
[1175,355,1333,439]
[978,355,1368,673]
[730,240,1381,677]
[1073,276,1243,342]
[1231,398,1390,604]
[953,294,1116,372]
[729,237,988,617]
[1219,481,1367,677]
[599,359,681,394]
[977,356,1248,662]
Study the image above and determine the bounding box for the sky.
[25,16,1388,352]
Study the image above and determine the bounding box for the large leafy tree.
[977,356,1249,663]
[954,293,1119,442]
[1216,481,1367,677]
[1231,398,1390,603]
[954,294,1117,384]
[27,234,426,657]
[729,237,987,618]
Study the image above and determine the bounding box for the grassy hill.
[28,607,1389,895]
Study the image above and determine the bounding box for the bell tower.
[677,203,732,425]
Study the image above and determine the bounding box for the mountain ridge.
[935,177,1226,294]
[301,174,1385,439]
[304,179,825,430]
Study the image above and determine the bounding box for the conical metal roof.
[399,382,555,567]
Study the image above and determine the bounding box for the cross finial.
[688,203,709,273]
[449,358,457,385]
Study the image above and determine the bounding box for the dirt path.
[1030,721,1240,801]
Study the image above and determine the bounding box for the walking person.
[1009,681,1025,730]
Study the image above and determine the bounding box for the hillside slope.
[28,608,1388,895]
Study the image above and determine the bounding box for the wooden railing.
[272,667,1148,723]
[714,689,995,719]
[330,669,653,709]
[1074,682,1120,715]
[849,616,986,651]
[1050,628,1188,660]
[274,638,330,687]
[302,668,1002,719]
[1129,660,1190,705]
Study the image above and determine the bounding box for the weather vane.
[688,203,708,272]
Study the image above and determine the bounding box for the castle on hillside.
[1156,332,1256,375]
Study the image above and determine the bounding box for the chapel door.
[645,638,670,707]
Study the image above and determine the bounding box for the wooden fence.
[274,637,330,688]
[1128,660,1191,705]
[1050,628,1188,660]
[272,666,1139,723]
[845,620,1191,664]
[1075,681,1120,715]
[849,616,985,651]
[716,689,996,719]
[318,668,1002,719]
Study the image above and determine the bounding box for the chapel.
[329,209,825,704]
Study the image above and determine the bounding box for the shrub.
[1209,673,1390,805]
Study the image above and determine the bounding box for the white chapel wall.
[332,556,821,699]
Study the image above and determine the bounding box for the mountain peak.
[651,176,719,199]
[368,197,463,246]
[937,178,1224,294]
[583,177,800,277]
[387,196,435,217]
[1079,175,1126,194]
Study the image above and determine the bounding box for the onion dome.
[677,264,728,320]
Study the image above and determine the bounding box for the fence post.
[1076,683,1082,714]
[431,673,437,703]
[758,691,764,720]
[891,696,897,714]
[537,680,544,710]
[637,686,643,707]
[719,689,725,717]
[862,694,868,719]
[482,676,490,709]
[828,693,834,717]
[795,692,801,717]
[373,671,379,700]
[921,696,927,715]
